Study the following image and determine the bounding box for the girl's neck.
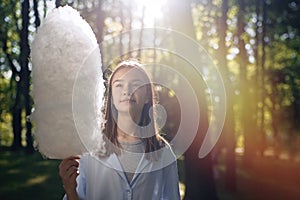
[117,114,139,143]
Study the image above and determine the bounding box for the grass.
[1,149,300,200]
[0,149,64,200]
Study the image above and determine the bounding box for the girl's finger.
[59,156,80,177]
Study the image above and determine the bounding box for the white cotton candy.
[31,5,105,159]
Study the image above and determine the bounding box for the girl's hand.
[59,156,80,199]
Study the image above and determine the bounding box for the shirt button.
[126,190,131,199]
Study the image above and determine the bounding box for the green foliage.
[0,0,20,60]
[191,0,300,154]
[0,0,299,158]
[265,0,300,131]
[0,0,21,148]
[0,151,64,200]
[0,76,13,146]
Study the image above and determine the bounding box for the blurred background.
[0,0,300,199]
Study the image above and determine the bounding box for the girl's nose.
[122,84,132,96]
[122,89,129,95]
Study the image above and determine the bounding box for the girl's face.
[111,67,150,121]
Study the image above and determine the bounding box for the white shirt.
[63,146,180,200]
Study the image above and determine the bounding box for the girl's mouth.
[120,99,135,103]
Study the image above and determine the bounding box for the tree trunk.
[260,0,267,156]
[238,0,256,167]
[218,0,236,192]
[254,0,266,156]
[2,27,23,151]
[11,91,23,150]
[33,0,41,28]
[184,123,218,200]
[21,0,34,153]
[168,0,218,199]
[96,0,105,44]
[137,5,146,58]
[55,0,62,8]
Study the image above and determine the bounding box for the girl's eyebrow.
[113,79,143,84]
[112,79,123,84]
[131,79,143,83]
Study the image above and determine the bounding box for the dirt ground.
[217,155,300,200]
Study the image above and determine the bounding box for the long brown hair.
[102,59,165,160]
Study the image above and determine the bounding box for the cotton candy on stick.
[31,6,105,159]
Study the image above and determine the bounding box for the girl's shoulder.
[153,142,177,167]
[162,143,176,158]
[80,152,109,164]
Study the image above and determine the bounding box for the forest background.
[0,0,300,199]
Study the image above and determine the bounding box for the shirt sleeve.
[161,161,181,200]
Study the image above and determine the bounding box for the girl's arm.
[162,160,181,200]
[59,156,81,200]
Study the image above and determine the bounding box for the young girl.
[59,60,180,200]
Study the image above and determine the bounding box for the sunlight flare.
[134,0,167,25]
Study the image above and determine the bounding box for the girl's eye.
[115,83,122,88]
[132,83,140,88]
[132,82,142,88]
[131,85,140,92]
